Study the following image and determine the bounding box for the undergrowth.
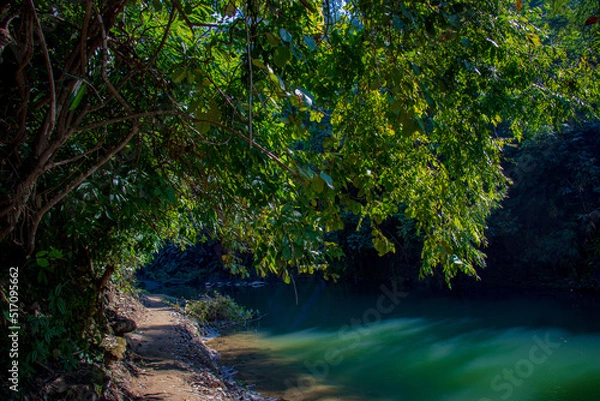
[183,291,257,328]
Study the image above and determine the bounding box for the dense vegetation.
[1,0,599,397]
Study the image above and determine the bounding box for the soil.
[107,292,280,401]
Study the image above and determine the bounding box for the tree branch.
[80,0,93,76]
[29,0,57,158]
[27,123,141,254]
[245,4,254,148]
[42,136,106,173]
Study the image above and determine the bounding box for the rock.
[110,317,137,335]
[100,335,127,360]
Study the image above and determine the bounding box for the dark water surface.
[176,281,600,401]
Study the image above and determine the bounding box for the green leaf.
[266,32,280,47]
[282,246,292,261]
[282,270,291,284]
[274,46,291,68]
[279,28,292,42]
[312,176,324,193]
[527,33,541,46]
[69,83,87,111]
[172,68,187,83]
[48,248,64,259]
[57,298,67,314]
[37,258,49,268]
[224,2,237,17]
[252,58,266,69]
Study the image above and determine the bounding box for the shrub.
[184,291,255,327]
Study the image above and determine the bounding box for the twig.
[79,0,93,76]
[97,13,132,113]
[245,6,253,148]
[29,0,56,152]
[143,4,176,70]
[42,136,106,172]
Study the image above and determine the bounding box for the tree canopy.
[2,0,600,387]
[2,0,597,282]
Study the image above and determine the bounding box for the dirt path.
[113,294,275,401]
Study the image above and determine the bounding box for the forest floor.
[109,292,281,401]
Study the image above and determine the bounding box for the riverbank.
[106,292,281,401]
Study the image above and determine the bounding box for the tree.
[0,0,598,381]
[2,0,594,276]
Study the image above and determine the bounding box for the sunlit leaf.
[279,28,292,42]
[252,58,266,69]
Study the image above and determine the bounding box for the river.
[172,281,600,400]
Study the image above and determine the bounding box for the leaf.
[224,2,237,17]
[527,33,541,46]
[69,83,87,111]
[37,258,49,268]
[294,88,313,107]
[516,0,523,12]
[279,28,292,43]
[585,16,599,26]
[320,172,334,189]
[57,298,67,315]
[312,176,325,193]
[266,32,280,47]
[282,246,292,261]
[195,115,211,134]
[172,68,187,83]
[411,63,421,75]
[274,46,291,68]
[452,255,465,265]
[304,34,316,51]
[207,101,222,122]
[252,58,266,69]
[282,270,291,284]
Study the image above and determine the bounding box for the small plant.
[184,291,256,327]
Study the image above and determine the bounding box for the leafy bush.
[184,291,256,327]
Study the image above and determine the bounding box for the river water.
[194,281,600,401]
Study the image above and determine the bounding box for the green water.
[200,282,600,400]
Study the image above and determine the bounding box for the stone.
[100,335,127,360]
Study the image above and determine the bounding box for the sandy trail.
[118,294,269,401]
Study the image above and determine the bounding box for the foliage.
[184,291,256,327]
[1,0,597,280]
[138,240,227,285]
[487,122,600,286]
[1,0,600,388]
